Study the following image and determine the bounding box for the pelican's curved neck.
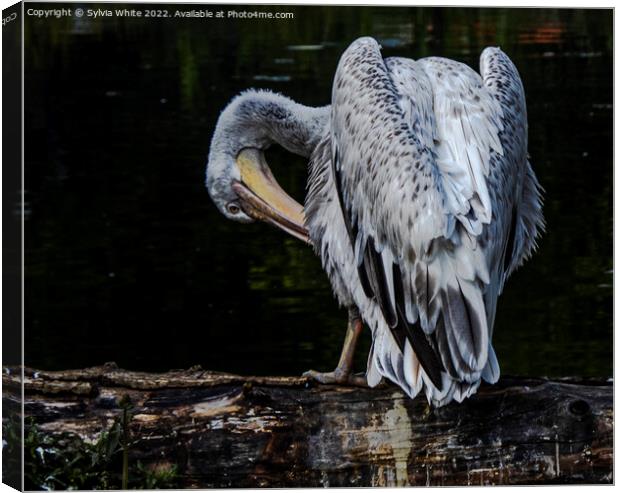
[216,90,330,158]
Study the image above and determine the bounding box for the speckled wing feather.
[330,37,510,399]
[331,38,449,389]
[479,47,545,285]
[474,47,545,385]
[417,56,504,233]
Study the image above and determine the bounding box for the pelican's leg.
[303,308,367,386]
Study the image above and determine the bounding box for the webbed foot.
[303,308,367,387]
[303,369,367,386]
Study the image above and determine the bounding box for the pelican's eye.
[227,203,241,215]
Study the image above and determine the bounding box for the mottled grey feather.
[303,38,543,405]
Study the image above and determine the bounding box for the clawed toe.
[302,369,340,384]
[303,369,368,387]
[303,310,368,388]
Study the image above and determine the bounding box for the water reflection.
[23,5,612,378]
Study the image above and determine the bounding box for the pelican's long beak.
[232,148,310,244]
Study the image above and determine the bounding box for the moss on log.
[3,364,612,487]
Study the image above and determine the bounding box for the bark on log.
[3,364,613,487]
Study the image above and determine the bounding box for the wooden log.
[3,364,612,487]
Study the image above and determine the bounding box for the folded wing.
[330,38,510,399]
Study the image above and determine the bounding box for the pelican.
[206,37,544,406]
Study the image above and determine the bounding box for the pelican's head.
[206,91,309,243]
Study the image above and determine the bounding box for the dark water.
[22,5,612,378]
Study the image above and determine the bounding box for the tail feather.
[366,342,383,387]
[452,380,482,404]
[481,343,500,383]
[435,315,464,380]
[403,341,423,395]
[422,370,452,405]
[442,277,489,373]
[389,344,407,387]
[365,257,492,406]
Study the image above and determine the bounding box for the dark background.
[22,5,612,377]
